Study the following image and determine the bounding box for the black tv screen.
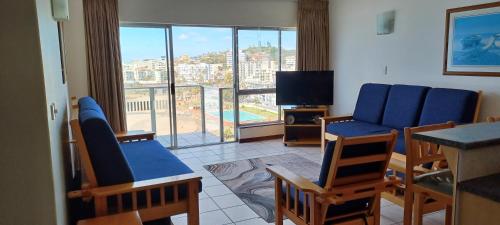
[276,71,334,105]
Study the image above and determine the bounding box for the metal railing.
[124,85,234,143]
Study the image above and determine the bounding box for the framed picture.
[443,2,500,77]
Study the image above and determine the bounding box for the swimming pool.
[209,110,264,122]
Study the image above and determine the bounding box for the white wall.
[119,0,297,27]
[63,0,88,99]
[0,0,70,224]
[330,0,500,120]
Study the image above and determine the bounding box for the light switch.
[50,103,58,120]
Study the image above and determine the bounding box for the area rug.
[204,154,321,223]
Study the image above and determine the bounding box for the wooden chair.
[384,90,482,209]
[268,131,400,225]
[67,100,201,224]
[403,122,455,225]
[487,116,500,122]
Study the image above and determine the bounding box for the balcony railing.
[124,85,234,145]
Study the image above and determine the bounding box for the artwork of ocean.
[452,12,500,66]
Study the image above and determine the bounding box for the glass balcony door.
[171,26,235,146]
[120,26,174,147]
[121,25,236,148]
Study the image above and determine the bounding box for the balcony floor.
[156,132,223,148]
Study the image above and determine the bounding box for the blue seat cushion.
[120,140,195,181]
[382,84,430,129]
[108,141,201,211]
[352,83,392,124]
[326,121,393,137]
[418,88,478,126]
[79,109,135,186]
[282,181,370,219]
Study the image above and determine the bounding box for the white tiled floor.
[168,139,446,225]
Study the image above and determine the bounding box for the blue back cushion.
[382,84,430,129]
[318,141,387,187]
[418,88,478,126]
[79,109,134,186]
[79,96,105,115]
[352,83,391,124]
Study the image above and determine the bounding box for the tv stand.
[283,108,328,146]
[293,105,319,109]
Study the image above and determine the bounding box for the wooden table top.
[77,211,142,225]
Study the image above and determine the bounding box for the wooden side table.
[77,211,143,225]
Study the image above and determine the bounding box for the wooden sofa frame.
[268,131,400,225]
[320,91,482,210]
[67,110,201,224]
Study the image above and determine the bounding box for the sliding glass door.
[120,26,173,147]
[171,26,235,146]
[120,25,296,148]
[120,25,237,148]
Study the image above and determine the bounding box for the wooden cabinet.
[283,108,328,146]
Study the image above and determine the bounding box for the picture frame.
[443,2,500,77]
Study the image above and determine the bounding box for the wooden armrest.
[68,173,201,199]
[115,131,155,142]
[320,115,354,123]
[267,166,325,194]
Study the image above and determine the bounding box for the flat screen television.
[276,71,334,106]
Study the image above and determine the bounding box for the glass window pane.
[172,26,233,88]
[120,27,168,88]
[238,29,279,90]
[281,30,297,71]
[172,26,234,146]
[120,27,172,147]
[239,94,279,124]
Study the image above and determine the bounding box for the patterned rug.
[204,154,321,223]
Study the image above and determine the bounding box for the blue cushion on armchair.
[352,83,392,124]
[79,110,135,186]
[382,84,430,129]
[418,88,478,126]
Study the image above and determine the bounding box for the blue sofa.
[322,83,480,155]
[73,97,202,223]
[320,83,480,208]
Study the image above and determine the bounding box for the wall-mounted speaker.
[51,0,69,21]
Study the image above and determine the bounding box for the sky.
[120,26,296,63]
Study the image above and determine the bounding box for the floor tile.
[199,198,220,213]
[234,217,269,225]
[203,176,224,187]
[381,204,404,223]
[222,205,259,222]
[200,210,233,225]
[212,194,246,209]
[204,184,233,197]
